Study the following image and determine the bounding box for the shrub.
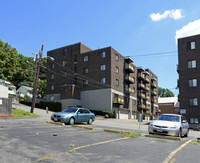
[90,110,113,118]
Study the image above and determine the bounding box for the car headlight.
[169,125,178,129]
[62,115,69,118]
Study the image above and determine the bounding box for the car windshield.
[62,107,78,113]
[157,115,180,122]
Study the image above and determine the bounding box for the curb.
[145,134,181,141]
[104,129,123,134]
[71,125,94,130]
[46,121,65,126]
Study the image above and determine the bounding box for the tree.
[158,87,174,97]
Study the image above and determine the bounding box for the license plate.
[157,129,162,132]
[54,118,57,121]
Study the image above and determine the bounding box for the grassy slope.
[12,108,39,117]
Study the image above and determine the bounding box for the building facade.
[177,34,200,127]
[46,43,158,119]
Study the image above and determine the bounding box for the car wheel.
[69,117,75,125]
[178,128,182,137]
[184,129,189,137]
[87,118,93,125]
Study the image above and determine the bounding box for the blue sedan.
[51,107,95,125]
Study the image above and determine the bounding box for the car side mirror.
[182,120,187,123]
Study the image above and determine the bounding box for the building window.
[100,77,106,84]
[189,98,198,106]
[116,66,119,74]
[125,84,128,88]
[62,60,67,66]
[51,63,54,69]
[50,85,54,91]
[83,80,88,86]
[133,99,136,105]
[187,41,195,50]
[115,54,119,61]
[133,77,135,83]
[50,96,54,101]
[188,60,196,68]
[116,79,119,86]
[189,79,197,87]
[63,49,67,55]
[51,53,55,58]
[50,74,54,79]
[84,56,88,62]
[101,51,106,58]
[190,118,199,124]
[83,67,88,74]
[100,64,106,71]
[133,87,135,93]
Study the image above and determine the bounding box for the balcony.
[145,105,150,110]
[124,87,134,94]
[151,98,157,103]
[151,83,157,88]
[125,76,134,83]
[145,77,150,83]
[138,83,145,90]
[138,93,146,99]
[156,109,161,113]
[146,96,150,100]
[125,64,134,73]
[138,73,145,80]
[145,86,150,91]
[138,104,146,109]
[113,97,124,105]
[151,90,157,96]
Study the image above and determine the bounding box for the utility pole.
[30,44,44,113]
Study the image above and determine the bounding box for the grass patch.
[12,108,39,117]
[191,140,200,145]
[69,149,76,153]
[120,131,141,138]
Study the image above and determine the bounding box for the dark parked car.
[148,114,189,137]
[51,107,95,125]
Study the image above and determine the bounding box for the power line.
[130,51,177,57]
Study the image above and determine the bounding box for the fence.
[0,98,12,115]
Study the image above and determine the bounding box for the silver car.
[148,114,189,137]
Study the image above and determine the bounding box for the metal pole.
[30,45,44,113]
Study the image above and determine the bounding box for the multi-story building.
[177,34,200,127]
[46,43,158,119]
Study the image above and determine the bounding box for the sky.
[1,0,200,96]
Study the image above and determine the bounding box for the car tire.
[178,128,182,137]
[69,117,75,125]
[184,129,189,137]
[87,118,93,125]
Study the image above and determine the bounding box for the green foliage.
[35,101,62,112]
[158,87,175,97]
[0,39,47,98]
[112,109,116,118]
[120,131,141,138]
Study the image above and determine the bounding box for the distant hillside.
[0,39,47,98]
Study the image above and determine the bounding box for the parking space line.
[36,137,129,162]
[162,137,196,163]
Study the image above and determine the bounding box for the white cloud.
[150,9,183,21]
[175,19,200,42]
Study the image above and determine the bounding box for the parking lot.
[0,116,199,163]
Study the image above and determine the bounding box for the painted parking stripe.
[36,137,129,162]
[162,137,196,163]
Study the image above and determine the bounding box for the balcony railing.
[125,64,134,73]
[145,86,150,91]
[151,83,157,88]
[138,104,146,109]
[138,83,145,89]
[125,76,134,83]
[151,98,157,103]
[124,87,134,94]
[145,77,150,83]
[138,73,145,79]
[138,93,145,99]
[113,97,124,105]
[156,109,161,112]
[151,91,157,96]
[145,106,150,110]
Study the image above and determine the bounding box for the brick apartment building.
[46,43,158,120]
[177,34,200,127]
